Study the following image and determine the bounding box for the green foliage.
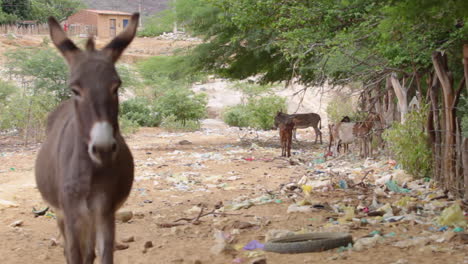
[0,8,18,24]
[138,9,174,37]
[326,96,358,123]
[120,97,161,127]
[383,105,432,178]
[119,115,140,135]
[0,79,15,101]
[160,115,201,132]
[460,95,468,138]
[0,89,57,139]
[462,116,468,138]
[154,88,207,125]
[163,0,467,91]
[222,104,251,128]
[223,95,286,130]
[1,0,30,20]
[137,55,204,91]
[30,0,84,22]
[231,81,276,102]
[5,47,69,101]
[116,63,142,90]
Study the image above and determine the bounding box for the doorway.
[109,19,116,37]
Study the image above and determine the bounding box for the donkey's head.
[48,14,139,165]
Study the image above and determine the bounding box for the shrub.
[0,80,16,102]
[120,97,161,127]
[459,95,468,138]
[138,10,175,37]
[223,95,286,130]
[0,92,57,141]
[160,115,201,132]
[119,116,140,135]
[116,63,142,90]
[5,47,69,102]
[383,105,432,178]
[247,96,286,130]
[462,116,468,138]
[222,104,251,128]
[154,88,207,125]
[326,95,358,123]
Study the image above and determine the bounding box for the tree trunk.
[390,73,408,123]
[432,52,456,191]
[429,73,442,182]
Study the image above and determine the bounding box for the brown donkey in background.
[279,118,295,157]
[35,14,139,264]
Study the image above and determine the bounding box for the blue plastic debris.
[386,180,410,193]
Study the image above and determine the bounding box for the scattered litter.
[9,220,23,227]
[353,235,383,251]
[393,237,430,248]
[386,180,410,193]
[436,203,467,228]
[243,240,264,250]
[0,199,19,208]
[32,206,49,217]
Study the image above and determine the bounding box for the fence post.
[464,44,468,93]
[464,138,468,202]
[463,45,468,202]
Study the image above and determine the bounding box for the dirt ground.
[0,34,199,64]
[0,121,466,264]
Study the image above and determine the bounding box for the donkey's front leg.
[63,211,84,264]
[96,212,116,264]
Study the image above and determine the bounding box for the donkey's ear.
[103,13,139,63]
[48,17,80,65]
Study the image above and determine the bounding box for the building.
[66,9,133,38]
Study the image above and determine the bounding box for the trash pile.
[131,127,467,262]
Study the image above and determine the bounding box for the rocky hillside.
[80,0,168,16]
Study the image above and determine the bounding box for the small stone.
[116,210,133,223]
[144,241,153,249]
[49,238,58,247]
[9,220,23,227]
[251,258,267,264]
[179,140,192,145]
[115,242,129,251]
[122,236,135,243]
[134,212,145,219]
[194,260,202,264]
[38,253,49,261]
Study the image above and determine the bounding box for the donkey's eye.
[72,89,80,97]
[111,81,121,96]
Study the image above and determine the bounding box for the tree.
[1,0,31,20]
[5,47,69,101]
[30,0,84,22]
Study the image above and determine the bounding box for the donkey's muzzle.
[88,122,117,165]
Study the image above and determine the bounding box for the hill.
[80,0,169,17]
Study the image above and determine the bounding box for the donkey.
[35,14,139,264]
[275,111,322,144]
[279,118,295,157]
[328,116,351,154]
[353,112,382,157]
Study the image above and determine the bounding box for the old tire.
[264,232,353,254]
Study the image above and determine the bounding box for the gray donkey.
[274,111,322,144]
[35,13,139,264]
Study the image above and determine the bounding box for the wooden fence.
[0,23,96,37]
